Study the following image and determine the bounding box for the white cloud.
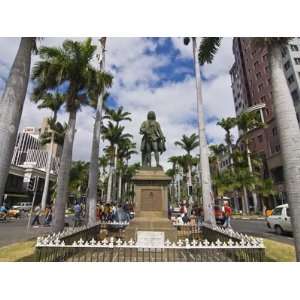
[0,37,237,170]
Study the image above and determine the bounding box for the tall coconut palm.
[183,37,216,225]
[0,38,36,205]
[32,92,64,210]
[31,38,97,232]
[199,37,300,260]
[175,133,199,205]
[102,121,133,203]
[217,117,236,161]
[101,107,132,204]
[103,106,132,127]
[116,139,137,202]
[209,143,226,174]
[86,38,113,226]
[236,111,264,213]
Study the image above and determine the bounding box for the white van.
[266,204,292,235]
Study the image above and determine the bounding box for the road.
[231,218,294,245]
[0,215,295,248]
[0,215,74,247]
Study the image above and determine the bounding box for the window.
[261,96,266,102]
[272,127,278,136]
[252,50,256,56]
[294,58,300,65]
[265,66,270,73]
[258,135,263,143]
[291,89,299,101]
[258,83,264,92]
[287,74,295,84]
[281,48,287,57]
[284,60,291,70]
[275,145,281,152]
[291,44,299,51]
[272,207,283,216]
[268,78,272,86]
[254,61,259,68]
[263,54,268,61]
[256,72,262,80]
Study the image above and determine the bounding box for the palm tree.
[200,37,300,259]
[32,93,64,211]
[0,38,36,205]
[31,38,97,232]
[102,121,133,203]
[236,111,264,213]
[168,156,181,202]
[175,133,199,205]
[209,144,226,174]
[103,106,132,127]
[217,117,236,162]
[116,139,137,202]
[69,161,89,200]
[101,107,132,204]
[183,37,216,225]
[86,38,113,226]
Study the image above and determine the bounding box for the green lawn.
[0,240,36,262]
[263,239,296,262]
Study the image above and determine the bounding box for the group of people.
[170,200,233,229]
[72,201,134,227]
[170,201,204,227]
[31,205,53,227]
[96,202,133,223]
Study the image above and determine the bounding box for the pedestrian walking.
[223,201,232,228]
[31,205,41,226]
[44,206,52,226]
[74,202,81,227]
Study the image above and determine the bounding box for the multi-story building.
[230,37,300,209]
[4,119,61,206]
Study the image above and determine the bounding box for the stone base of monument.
[124,167,177,243]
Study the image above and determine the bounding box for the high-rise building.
[229,38,300,208]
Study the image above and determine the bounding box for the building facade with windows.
[229,37,300,208]
[4,119,61,206]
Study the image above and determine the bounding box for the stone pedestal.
[125,167,177,242]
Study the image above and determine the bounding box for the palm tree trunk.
[246,144,259,213]
[53,110,77,233]
[41,131,54,211]
[242,185,249,214]
[106,161,113,203]
[87,92,104,225]
[0,37,33,205]
[270,46,300,261]
[187,164,193,204]
[118,171,122,202]
[87,38,106,225]
[192,37,215,225]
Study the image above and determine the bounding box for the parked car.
[7,208,21,218]
[266,204,292,235]
[214,205,225,225]
[12,202,32,212]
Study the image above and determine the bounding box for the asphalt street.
[0,215,295,248]
[231,218,294,245]
[0,215,74,247]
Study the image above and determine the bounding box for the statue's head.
[147,111,156,121]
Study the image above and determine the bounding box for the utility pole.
[27,176,39,231]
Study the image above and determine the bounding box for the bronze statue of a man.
[140,111,166,168]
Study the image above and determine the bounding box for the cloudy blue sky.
[0,37,237,168]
